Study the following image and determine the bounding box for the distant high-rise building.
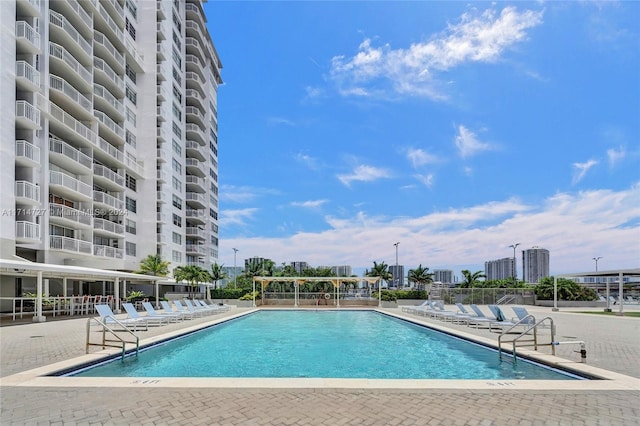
[291,261,309,274]
[331,265,352,276]
[485,258,515,281]
[433,269,454,284]
[522,246,550,283]
[245,257,271,272]
[389,265,404,288]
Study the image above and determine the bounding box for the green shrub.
[372,290,397,301]
[210,288,249,299]
[239,291,260,301]
[535,277,598,301]
[395,290,428,300]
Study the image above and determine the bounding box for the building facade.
[1,0,222,293]
[522,246,549,284]
[388,265,404,288]
[433,269,453,284]
[485,257,515,281]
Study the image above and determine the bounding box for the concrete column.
[33,270,45,322]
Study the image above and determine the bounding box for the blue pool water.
[71,311,580,380]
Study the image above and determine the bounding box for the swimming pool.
[71,310,580,380]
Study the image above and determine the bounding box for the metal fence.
[433,288,537,305]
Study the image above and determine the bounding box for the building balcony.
[93,218,124,236]
[186,227,206,240]
[93,57,124,98]
[16,0,41,18]
[94,4,125,51]
[101,0,125,27]
[15,61,40,92]
[185,141,206,162]
[185,208,206,224]
[157,169,168,183]
[185,37,205,65]
[184,3,206,32]
[93,31,125,75]
[50,235,92,255]
[49,136,93,172]
[157,64,166,81]
[185,20,206,46]
[185,175,206,193]
[157,85,168,102]
[48,10,91,62]
[186,192,206,209]
[157,1,167,20]
[93,190,124,211]
[185,55,205,80]
[156,148,170,163]
[16,221,40,243]
[185,72,206,97]
[157,125,167,142]
[49,171,93,201]
[157,191,169,204]
[94,110,125,144]
[46,99,98,149]
[16,21,40,54]
[50,0,92,35]
[93,84,125,122]
[185,106,205,128]
[93,163,124,189]
[186,244,207,256]
[186,88,205,112]
[49,42,92,91]
[49,74,93,121]
[157,106,166,122]
[15,100,40,130]
[49,203,92,227]
[157,22,166,40]
[15,140,40,167]
[157,42,167,61]
[185,123,206,146]
[15,181,40,205]
[185,158,206,178]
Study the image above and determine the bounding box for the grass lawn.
[575,311,640,318]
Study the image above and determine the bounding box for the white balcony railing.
[97,137,124,164]
[49,42,92,86]
[186,209,206,221]
[16,21,40,50]
[15,181,40,202]
[15,61,40,88]
[15,140,40,164]
[93,218,124,234]
[49,170,92,198]
[49,136,92,169]
[93,57,124,92]
[16,221,40,240]
[93,163,124,186]
[48,10,92,57]
[94,244,124,259]
[49,75,92,112]
[15,100,40,127]
[50,235,92,254]
[94,110,124,139]
[93,84,124,116]
[49,203,92,226]
[93,191,124,210]
[48,100,97,145]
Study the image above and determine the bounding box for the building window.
[172,48,182,68]
[126,241,137,256]
[125,219,136,234]
[172,102,181,121]
[125,63,136,83]
[172,66,181,84]
[172,176,181,191]
[172,250,182,263]
[172,194,182,210]
[125,196,137,213]
[172,84,182,103]
[172,213,182,227]
[172,30,181,50]
[125,174,137,191]
[126,0,137,20]
[126,107,137,126]
[125,84,137,105]
[172,121,182,139]
[172,232,182,244]
[172,12,181,32]
[172,139,181,155]
[125,130,136,148]
[172,158,182,174]
[125,18,136,40]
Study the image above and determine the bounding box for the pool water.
[72,311,579,380]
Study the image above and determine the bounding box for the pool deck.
[1,304,639,424]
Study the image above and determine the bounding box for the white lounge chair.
[487,305,519,332]
[122,302,168,326]
[142,301,181,322]
[161,300,193,320]
[174,299,205,318]
[401,300,429,313]
[467,305,497,329]
[184,299,215,316]
[95,304,148,331]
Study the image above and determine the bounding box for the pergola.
[252,276,383,307]
[0,259,161,321]
[556,268,640,315]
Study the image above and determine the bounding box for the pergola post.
[552,276,558,312]
[33,270,45,322]
[617,271,624,316]
[155,280,160,308]
[252,278,256,307]
[62,277,68,297]
[114,277,120,312]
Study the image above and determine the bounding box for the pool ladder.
[86,316,139,361]
[498,315,555,365]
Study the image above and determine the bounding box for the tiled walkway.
[1,305,639,425]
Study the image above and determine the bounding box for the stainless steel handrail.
[498,315,555,364]
[86,315,139,360]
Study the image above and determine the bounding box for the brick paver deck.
[1,304,639,425]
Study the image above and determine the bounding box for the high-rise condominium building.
[485,257,515,281]
[1,1,222,278]
[330,265,352,277]
[388,265,404,288]
[433,269,453,284]
[522,246,550,284]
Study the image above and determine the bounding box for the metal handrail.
[498,316,555,364]
[86,315,139,360]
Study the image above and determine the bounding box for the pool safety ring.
[324,293,331,299]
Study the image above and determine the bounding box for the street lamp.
[593,257,602,272]
[232,248,239,289]
[393,242,400,289]
[508,243,520,286]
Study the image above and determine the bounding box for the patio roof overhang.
[557,268,640,278]
[0,259,161,282]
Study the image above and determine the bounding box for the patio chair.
[401,300,429,313]
[94,304,148,332]
[467,305,498,330]
[431,301,467,323]
[487,305,519,332]
[142,301,181,322]
[202,299,231,312]
[160,300,193,320]
[196,299,228,313]
[174,299,205,318]
[122,302,168,326]
[511,306,536,326]
[184,299,215,316]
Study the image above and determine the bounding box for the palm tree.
[408,264,434,290]
[209,263,228,303]
[137,254,170,276]
[460,270,486,288]
[367,261,393,290]
[174,265,211,299]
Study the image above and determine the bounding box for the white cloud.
[219,208,259,227]
[607,146,626,168]
[220,185,280,204]
[454,125,494,158]
[337,165,391,186]
[572,159,598,184]
[219,184,640,276]
[329,6,544,100]
[267,116,295,126]
[294,152,321,171]
[291,199,329,209]
[406,148,441,168]
[414,173,435,188]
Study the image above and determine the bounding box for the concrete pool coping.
[1,307,639,391]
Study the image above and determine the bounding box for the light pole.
[508,243,520,286]
[394,242,400,289]
[593,257,602,272]
[232,248,238,289]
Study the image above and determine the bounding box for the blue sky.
[204,1,639,278]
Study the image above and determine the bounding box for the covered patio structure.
[0,259,161,322]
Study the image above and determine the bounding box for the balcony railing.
[94,244,124,259]
[95,5,125,50]
[94,217,124,234]
[15,181,40,202]
[48,100,98,145]
[15,140,40,164]
[15,61,40,89]
[50,235,92,254]
[186,227,206,238]
[93,84,124,117]
[186,192,206,204]
[186,245,207,255]
[49,171,92,198]
[49,42,92,86]
[15,100,40,128]
[16,21,40,51]
[49,74,92,112]
[94,110,124,139]
[48,10,92,57]
[49,136,92,169]
[16,221,40,241]
[93,190,124,210]
[97,137,125,164]
[49,203,92,226]
[93,163,124,187]
[186,209,206,221]
[93,57,124,94]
